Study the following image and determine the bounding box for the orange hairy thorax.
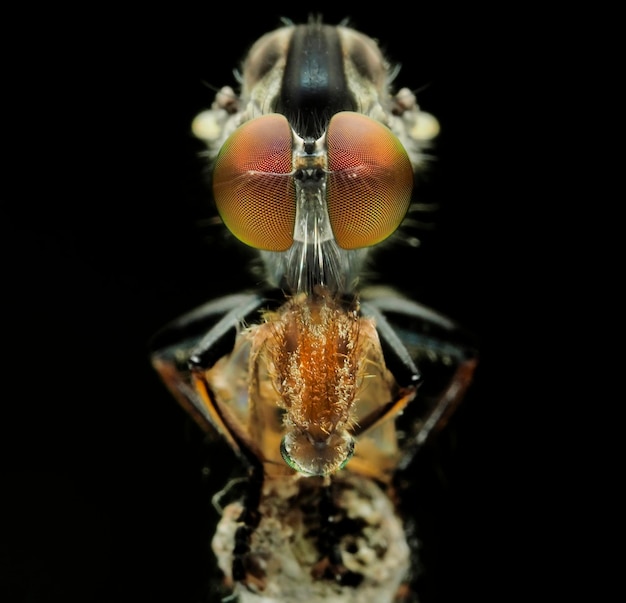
[265,292,363,440]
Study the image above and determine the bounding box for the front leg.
[362,292,479,465]
[150,292,270,462]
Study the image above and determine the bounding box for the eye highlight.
[212,114,296,251]
[326,111,414,249]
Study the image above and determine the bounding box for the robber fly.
[150,17,477,602]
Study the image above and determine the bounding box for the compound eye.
[326,112,413,249]
[212,114,296,251]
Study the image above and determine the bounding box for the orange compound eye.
[326,112,414,249]
[212,114,296,251]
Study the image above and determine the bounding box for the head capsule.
[194,22,440,292]
[280,430,355,476]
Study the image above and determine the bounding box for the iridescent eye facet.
[326,111,413,249]
[212,114,296,251]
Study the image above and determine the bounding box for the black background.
[4,5,537,603]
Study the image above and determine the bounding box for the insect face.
[193,21,439,294]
